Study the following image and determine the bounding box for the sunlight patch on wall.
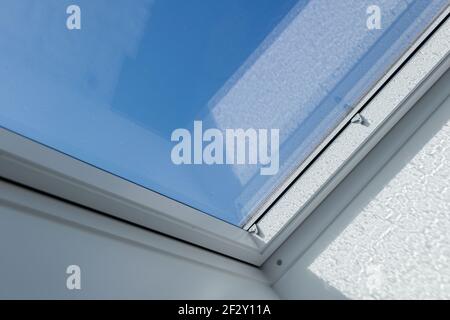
[308,110,450,299]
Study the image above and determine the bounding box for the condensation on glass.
[0,0,448,226]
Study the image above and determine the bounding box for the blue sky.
[0,0,447,226]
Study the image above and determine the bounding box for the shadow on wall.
[273,69,450,299]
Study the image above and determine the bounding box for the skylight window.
[0,0,448,228]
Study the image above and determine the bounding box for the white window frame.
[0,7,448,266]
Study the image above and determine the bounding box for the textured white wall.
[307,98,450,299]
[273,71,450,299]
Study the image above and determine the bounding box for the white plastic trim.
[255,12,450,264]
[0,8,448,266]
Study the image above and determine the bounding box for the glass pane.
[0,0,447,226]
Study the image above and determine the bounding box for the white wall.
[0,180,278,299]
[268,69,450,299]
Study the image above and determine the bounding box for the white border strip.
[263,70,450,282]
[256,15,450,251]
[0,131,266,264]
[244,5,450,230]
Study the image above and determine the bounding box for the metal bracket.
[351,113,368,126]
